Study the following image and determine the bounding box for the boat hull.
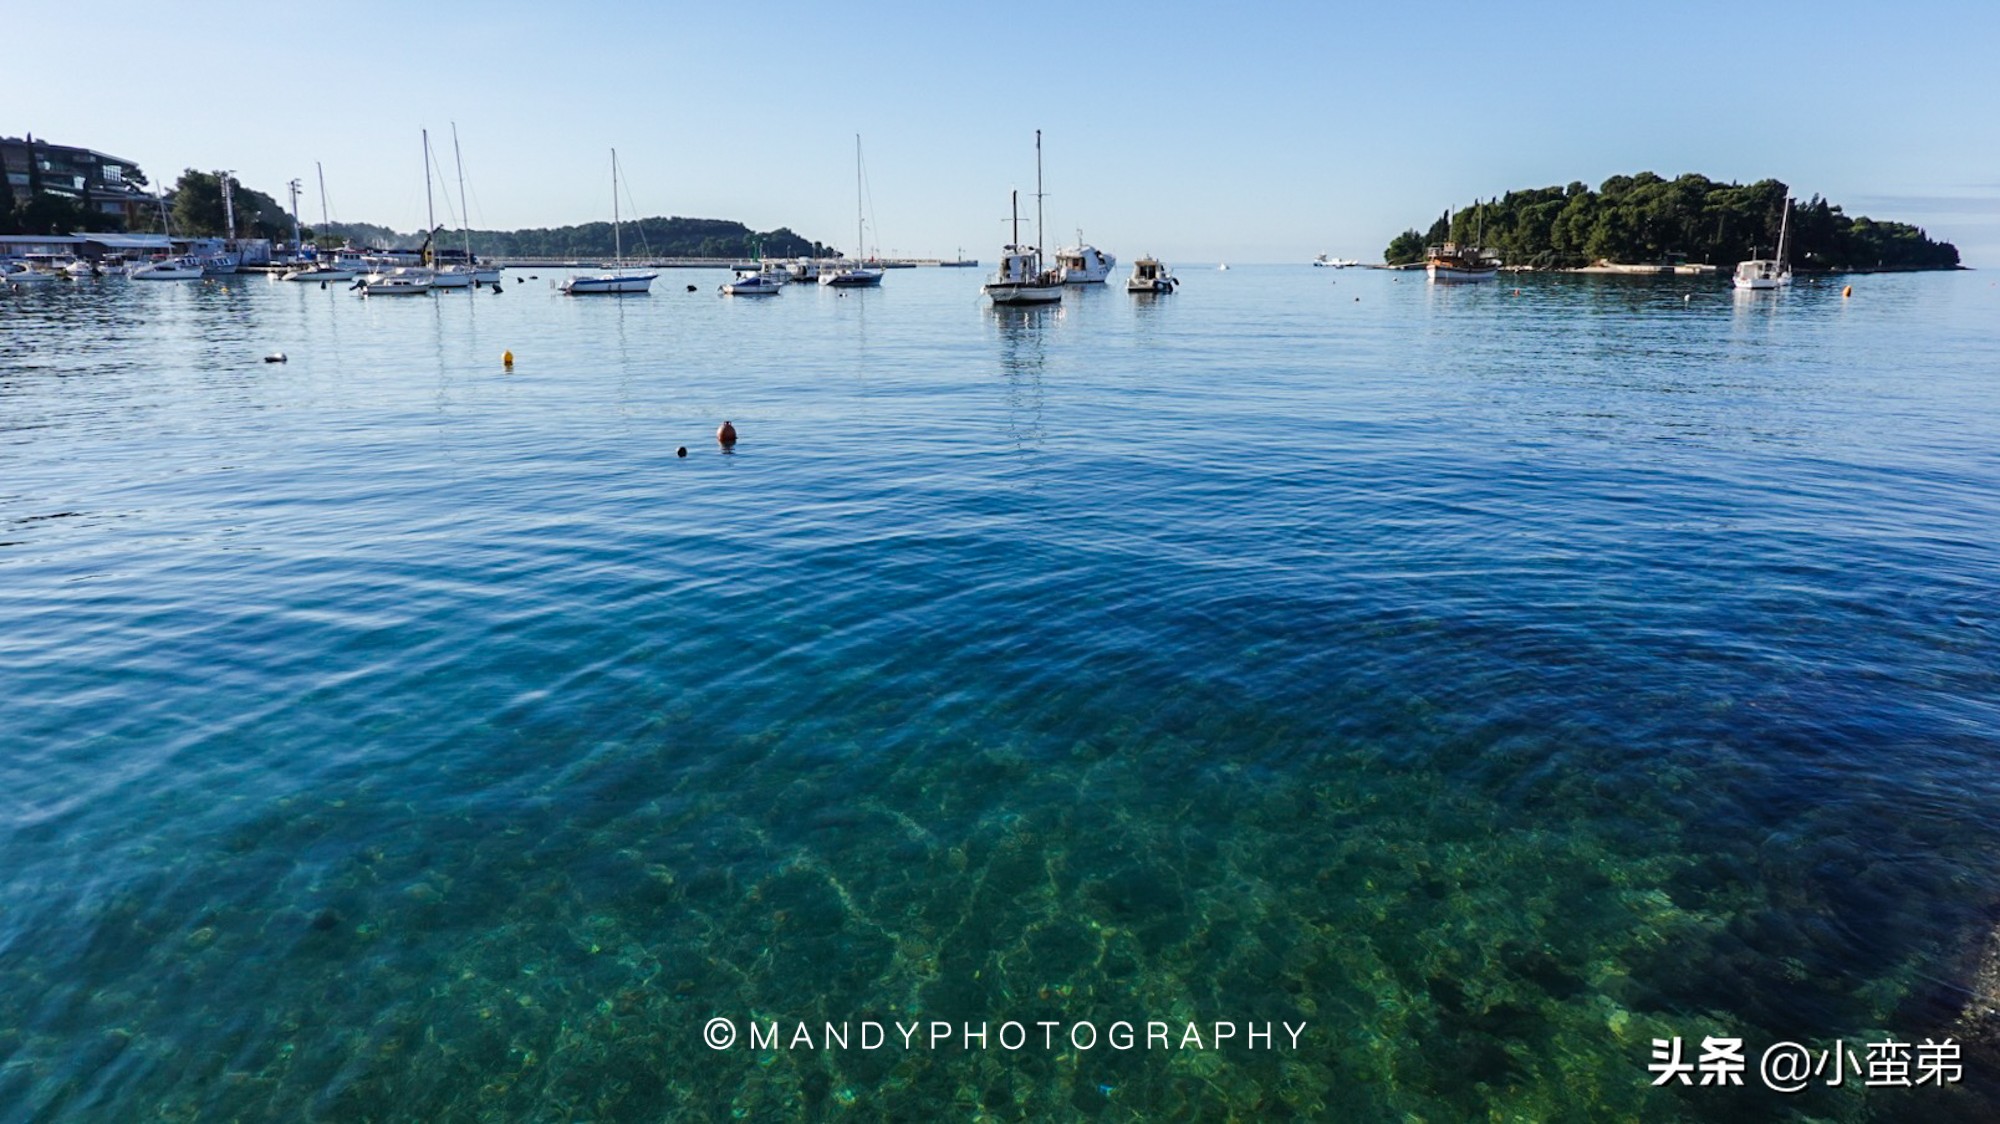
[284,268,355,282]
[1427,264,1498,284]
[561,273,656,295]
[984,282,1063,305]
[820,269,884,288]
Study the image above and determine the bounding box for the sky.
[13,1,2000,265]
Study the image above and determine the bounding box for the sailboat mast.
[452,123,472,265]
[316,162,330,255]
[422,129,436,268]
[1034,129,1044,273]
[855,134,864,262]
[1776,196,1791,266]
[611,149,622,266]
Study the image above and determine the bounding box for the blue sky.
[15,2,2000,264]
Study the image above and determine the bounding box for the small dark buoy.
[686,283,697,292]
[320,280,328,290]
[490,283,502,294]
[717,420,737,447]
[676,446,687,458]
[264,352,287,363]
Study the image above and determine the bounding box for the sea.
[3,264,1998,1121]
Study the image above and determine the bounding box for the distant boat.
[1427,203,1500,283]
[1313,253,1357,268]
[1733,194,1793,291]
[286,165,356,281]
[562,148,656,295]
[983,130,1063,306]
[358,266,436,296]
[1425,242,1499,283]
[128,257,205,281]
[1127,256,1177,293]
[1218,262,1229,271]
[821,135,885,288]
[721,265,784,295]
[1055,232,1115,284]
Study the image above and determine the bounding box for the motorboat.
[358,266,435,295]
[4,263,58,285]
[1733,195,1793,291]
[561,148,655,295]
[1127,256,1177,293]
[1054,236,1115,284]
[721,266,784,295]
[284,264,356,282]
[128,257,206,281]
[63,258,99,279]
[1313,254,1358,268]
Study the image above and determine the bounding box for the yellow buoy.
[1842,285,1852,298]
[502,350,514,368]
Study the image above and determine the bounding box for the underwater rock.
[1959,924,2000,1044]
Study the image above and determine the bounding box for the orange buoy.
[1842,285,1852,298]
[503,350,514,368]
[717,420,737,447]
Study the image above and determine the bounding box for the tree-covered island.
[1384,173,1959,272]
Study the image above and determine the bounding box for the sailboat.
[561,148,656,295]
[358,132,438,296]
[1733,194,1793,290]
[983,129,1063,306]
[285,163,356,282]
[820,135,885,288]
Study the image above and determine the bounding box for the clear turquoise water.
[3,267,1999,1120]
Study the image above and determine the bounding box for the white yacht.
[358,266,435,295]
[1054,235,1115,284]
[1733,195,1793,291]
[129,257,205,281]
[1127,256,1177,293]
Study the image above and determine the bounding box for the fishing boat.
[1127,256,1177,293]
[1055,233,1115,284]
[1733,195,1793,291]
[561,148,656,295]
[1427,202,1500,283]
[983,130,1063,307]
[820,135,885,288]
[1313,253,1357,268]
[1425,242,1499,283]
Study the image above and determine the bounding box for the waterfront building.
[0,135,155,226]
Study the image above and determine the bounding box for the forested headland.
[1383,173,1960,271]
[320,217,827,260]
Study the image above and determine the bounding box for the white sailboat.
[561,148,656,295]
[820,134,885,288]
[130,187,206,280]
[359,131,438,296]
[983,129,1063,306]
[285,163,356,281]
[1733,194,1793,290]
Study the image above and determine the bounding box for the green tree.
[1384,229,1426,265]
